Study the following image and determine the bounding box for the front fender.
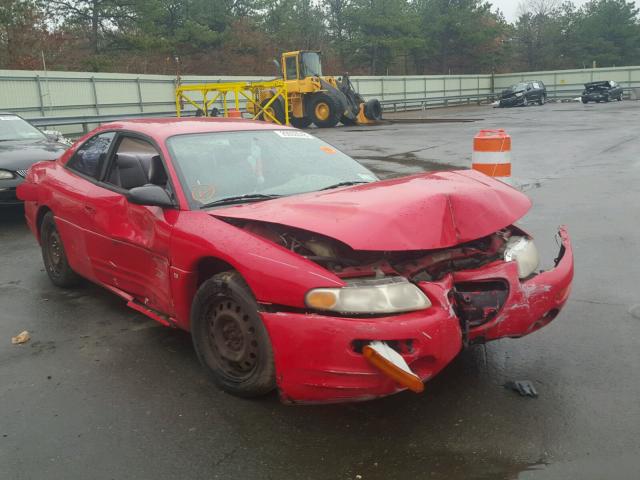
[169,212,344,330]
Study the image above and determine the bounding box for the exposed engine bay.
[237,219,524,282]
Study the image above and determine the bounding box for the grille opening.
[454,280,509,328]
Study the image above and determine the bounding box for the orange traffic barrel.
[227,109,242,118]
[472,129,512,179]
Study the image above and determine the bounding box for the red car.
[17,118,573,403]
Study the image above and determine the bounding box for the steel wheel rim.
[206,298,259,380]
[47,229,64,277]
[315,102,330,121]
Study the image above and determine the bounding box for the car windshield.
[508,83,528,92]
[0,115,45,142]
[166,130,377,209]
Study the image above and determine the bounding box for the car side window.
[105,136,168,191]
[67,132,115,179]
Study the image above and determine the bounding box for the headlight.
[305,277,431,314]
[515,92,524,97]
[504,236,539,279]
[0,170,15,180]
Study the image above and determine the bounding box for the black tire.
[191,271,276,397]
[290,116,312,129]
[582,98,589,104]
[258,98,286,125]
[309,92,341,128]
[539,95,546,105]
[40,212,81,288]
[340,115,357,126]
[617,95,623,101]
[364,99,383,120]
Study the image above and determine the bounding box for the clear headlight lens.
[0,169,15,180]
[306,277,431,314]
[504,236,540,279]
[515,92,524,97]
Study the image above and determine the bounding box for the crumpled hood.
[212,170,531,251]
[0,140,66,171]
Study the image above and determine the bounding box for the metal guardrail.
[24,86,636,135]
[28,110,193,134]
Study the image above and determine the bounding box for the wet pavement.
[2,101,640,479]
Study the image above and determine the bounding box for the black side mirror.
[128,184,174,208]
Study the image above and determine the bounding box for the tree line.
[1,0,639,75]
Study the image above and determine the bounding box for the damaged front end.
[227,219,573,403]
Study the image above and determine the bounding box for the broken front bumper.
[261,227,573,403]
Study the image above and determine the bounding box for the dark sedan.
[499,81,547,107]
[0,113,67,206]
[581,81,623,103]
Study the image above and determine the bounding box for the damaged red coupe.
[17,118,573,403]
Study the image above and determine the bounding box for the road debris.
[504,380,538,398]
[11,330,31,345]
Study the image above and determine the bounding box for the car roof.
[96,117,293,141]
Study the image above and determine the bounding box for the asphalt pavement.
[1,101,639,479]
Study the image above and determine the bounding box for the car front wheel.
[191,271,276,397]
[40,212,81,288]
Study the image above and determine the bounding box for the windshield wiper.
[319,181,369,191]
[200,193,281,208]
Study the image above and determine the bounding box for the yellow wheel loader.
[253,50,382,128]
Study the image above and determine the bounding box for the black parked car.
[581,81,623,103]
[499,81,547,107]
[0,113,67,206]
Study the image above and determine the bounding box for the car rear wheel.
[522,96,528,107]
[40,212,81,288]
[582,98,589,104]
[191,271,276,397]
[617,95,623,101]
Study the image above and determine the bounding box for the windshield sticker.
[320,146,337,154]
[274,130,313,139]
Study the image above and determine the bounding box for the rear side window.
[67,132,115,178]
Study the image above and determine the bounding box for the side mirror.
[128,184,174,208]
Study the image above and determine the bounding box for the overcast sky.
[490,0,592,22]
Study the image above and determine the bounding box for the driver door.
[83,133,176,315]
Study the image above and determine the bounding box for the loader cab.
[281,51,323,81]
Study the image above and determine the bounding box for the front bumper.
[499,96,525,107]
[582,93,608,102]
[0,177,23,205]
[261,227,573,404]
